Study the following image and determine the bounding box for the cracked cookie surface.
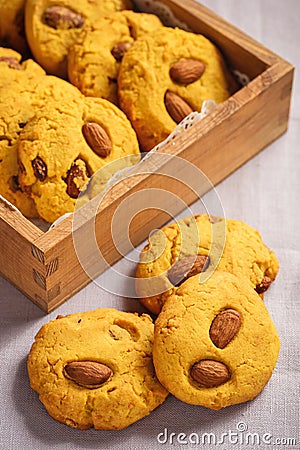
[27,308,168,430]
[153,272,280,409]
[118,27,238,151]
[25,0,133,78]
[68,11,162,104]
[135,214,279,314]
[17,96,140,222]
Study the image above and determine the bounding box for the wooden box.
[0,0,294,312]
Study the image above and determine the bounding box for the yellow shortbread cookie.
[68,11,162,104]
[153,272,280,409]
[28,308,168,430]
[118,27,238,151]
[25,0,133,78]
[135,214,279,314]
[18,97,140,222]
[0,49,83,217]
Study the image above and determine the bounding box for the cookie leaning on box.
[25,0,133,78]
[27,308,168,430]
[68,11,163,105]
[17,97,140,223]
[118,27,239,151]
[153,272,280,409]
[135,214,279,315]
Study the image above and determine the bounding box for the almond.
[111,41,133,61]
[82,122,112,158]
[43,6,84,30]
[255,276,272,294]
[190,360,230,387]
[164,90,193,124]
[32,156,47,181]
[64,361,112,388]
[170,59,206,84]
[209,309,241,349]
[168,255,210,286]
[0,57,21,70]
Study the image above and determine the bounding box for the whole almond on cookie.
[209,309,241,349]
[168,255,210,286]
[82,122,112,158]
[190,360,230,387]
[170,59,206,84]
[64,361,112,388]
[164,91,193,124]
[43,6,85,30]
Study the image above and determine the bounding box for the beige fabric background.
[0,1,299,449]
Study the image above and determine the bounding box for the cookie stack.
[28,214,280,429]
[136,214,280,409]
[0,0,238,222]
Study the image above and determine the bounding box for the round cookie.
[18,97,140,222]
[153,272,280,409]
[25,0,133,78]
[27,308,168,430]
[118,27,239,151]
[135,214,279,315]
[0,52,83,217]
[0,0,28,54]
[68,11,163,104]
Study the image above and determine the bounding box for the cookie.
[135,214,279,315]
[153,272,280,409]
[0,51,83,217]
[118,27,239,151]
[25,0,133,78]
[0,49,44,217]
[17,96,140,222]
[68,11,163,104]
[0,0,28,54]
[27,308,168,430]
